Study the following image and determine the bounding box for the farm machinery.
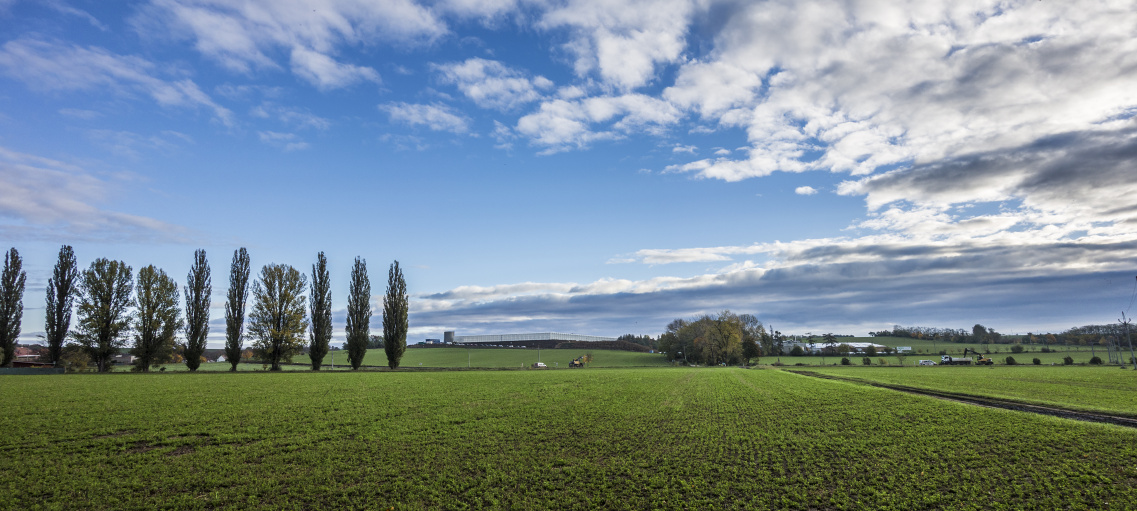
[940,348,994,366]
[569,356,585,368]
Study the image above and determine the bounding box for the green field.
[765,336,1113,366]
[141,347,670,371]
[805,365,1137,416]
[3,368,1136,509]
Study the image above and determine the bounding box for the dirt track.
[788,370,1137,429]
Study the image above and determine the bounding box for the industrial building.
[447,331,616,348]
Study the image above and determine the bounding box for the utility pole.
[1122,311,1136,371]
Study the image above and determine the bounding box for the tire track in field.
[787,370,1137,429]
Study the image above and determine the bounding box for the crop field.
[765,350,1107,367]
[805,365,1137,416]
[143,347,669,372]
[766,336,1108,367]
[3,368,1136,509]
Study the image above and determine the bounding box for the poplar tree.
[0,248,27,367]
[382,260,408,370]
[45,245,78,366]
[224,248,250,371]
[183,249,211,371]
[74,259,133,372]
[308,252,332,370]
[248,264,308,371]
[132,265,181,371]
[345,257,371,370]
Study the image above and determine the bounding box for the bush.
[862,357,871,366]
[1041,347,1053,353]
[1005,356,1016,365]
[1063,356,1074,365]
[1010,344,1024,354]
[1033,358,1041,365]
[1089,356,1102,365]
[790,346,805,356]
[840,357,851,365]
[794,363,805,366]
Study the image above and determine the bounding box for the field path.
[788,370,1137,429]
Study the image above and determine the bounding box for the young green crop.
[1,369,1135,509]
[806,365,1137,415]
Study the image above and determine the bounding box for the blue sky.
[2,0,1136,346]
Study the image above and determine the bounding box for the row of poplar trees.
[0,246,410,372]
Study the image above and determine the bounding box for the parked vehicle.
[918,360,937,366]
[940,355,972,365]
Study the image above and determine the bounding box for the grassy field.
[2,368,1136,509]
[767,335,1114,366]
[141,347,670,372]
[805,365,1137,415]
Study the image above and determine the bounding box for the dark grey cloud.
[412,234,1137,337]
[847,123,1137,223]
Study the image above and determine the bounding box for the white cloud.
[0,38,233,126]
[258,131,309,151]
[795,186,817,195]
[41,0,107,30]
[289,47,380,90]
[251,103,332,130]
[434,58,552,110]
[517,93,680,152]
[664,0,1137,187]
[0,145,188,241]
[436,0,521,19]
[539,0,700,91]
[381,102,471,133]
[86,129,193,159]
[138,0,442,89]
[672,144,696,154]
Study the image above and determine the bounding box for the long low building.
[452,332,616,346]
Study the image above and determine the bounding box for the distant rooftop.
[453,332,617,344]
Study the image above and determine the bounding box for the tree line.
[868,324,1008,343]
[658,311,766,366]
[0,246,409,372]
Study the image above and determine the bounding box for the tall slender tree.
[74,259,133,372]
[1,248,27,367]
[183,249,211,371]
[345,257,371,370]
[248,264,308,371]
[132,265,182,371]
[224,248,251,371]
[308,252,332,370]
[382,260,408,369]
[45,245,78,366]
